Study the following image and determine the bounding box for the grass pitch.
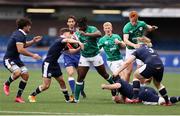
[0,68,180,115]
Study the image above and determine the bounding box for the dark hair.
[16,17,32,29]
[59,28,70,35]
[77,17,87,27]
[67,15,76,22]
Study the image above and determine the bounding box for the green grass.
[0,68,180,115]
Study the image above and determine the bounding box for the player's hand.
[78,42,84,50]
[79,31,86,36]
[152,25,158,30]
[33,36,42,43]
[133,44,141,48]
[101,84,106,89]
[114,39,120,45]
[32,54,41,60]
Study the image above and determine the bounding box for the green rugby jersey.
[123,20,147,49]
[98,34,123,61]
[76,26,100,57]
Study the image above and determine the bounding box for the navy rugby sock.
[17,80,27,97]
[5,76,14,86]
[31,86,41,96]
[159,87,169,103]
[133,80,140,99]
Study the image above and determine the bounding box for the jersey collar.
[18,29,27,35]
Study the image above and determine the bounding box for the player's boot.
[28,95,36,103]
[15,97,25,103]
[69,95,74,102]
[81,91,86,98]
[3,83,10,96]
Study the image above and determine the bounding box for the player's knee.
[67,70,74,76]
[13,69,21,77]
[43,83,50,90]
[21,73,29,81]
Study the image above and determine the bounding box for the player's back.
[133,45,163,67]
[4,30,26,59]
[114,77,133,99]
[44,37,66,63]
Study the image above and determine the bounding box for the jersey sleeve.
[97,37,104,49]
[116,34,123,41]
[15,34,26,44]
[90,26,99,33]
[123,24,129,34]
[142,21,148,29]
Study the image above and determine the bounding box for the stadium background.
[0,0,180,115]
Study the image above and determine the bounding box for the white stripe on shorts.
[43,62,49,77]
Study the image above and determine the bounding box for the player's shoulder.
[112,34,120,38]
[138,20,147,26]
[123,22,131,32]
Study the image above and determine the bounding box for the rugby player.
[3,17,42,103]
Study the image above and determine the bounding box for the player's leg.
[64,55,76,96]
[74,55,90,102]
[55,75,70,102]
[66,66,76,95]
[132,64,152,101]
[93,55,116,98]
[28,62,52,102]
[3,59,21,96]
[15,66,29,103]
[28,77,51,102]
[74,66,89,102]
[124,48,134,82]
[153,66,170,104]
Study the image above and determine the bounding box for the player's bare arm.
[147,25,158,32]
[25,36,42,47]
[79,30,102,37]
[101,83,121,90]
[123,34,140,48]
[113,55,136,77]
[16,43,41,60]
[62,38,84,50]
[114,39,126,48]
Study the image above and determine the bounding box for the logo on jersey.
[129,31,133,33]
[105,41,108,45]
[48,73,52,77]
[139,27,143,31]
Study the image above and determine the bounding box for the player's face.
[67,18,76,29]
[24,25,31,33]
[63,32,72,39]
[103,25,112,35]
[130,18,137,26]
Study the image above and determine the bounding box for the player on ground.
[101,76,180,105]
[64,15,86,99]
[73,17,115,103]
[98,22,126,80]
[28,28,84,103]
[113,42,171,105]
[3,17,42,103]
[123,10,158,83]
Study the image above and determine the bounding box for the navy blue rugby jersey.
[4,29,26,60]
[44,37,68,63]
[132,45,163,67]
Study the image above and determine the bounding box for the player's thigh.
[78,55,90,67]
[65,66,75,76]
[92,54,104,67]
[138,64,153,79]
[77,66,89,82]
[42,77,51,88]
